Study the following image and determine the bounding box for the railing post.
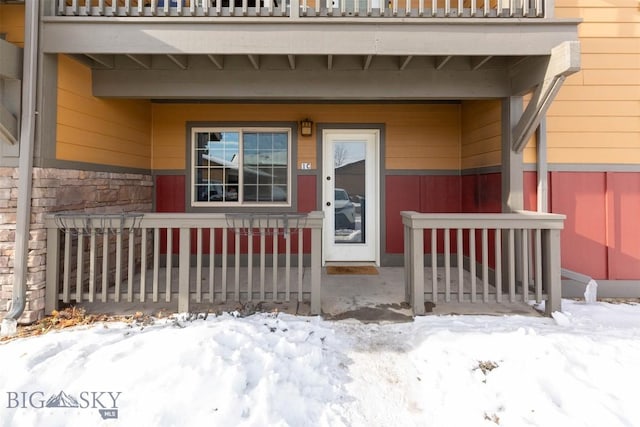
[45,225,60,314]
[402,212,425,315]
[542,228,561,316]
[309,211,323,315]
[403,222,412,303]
[178,227,191,313]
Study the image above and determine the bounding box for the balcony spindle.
[140,228,147,302]
[89,228,96,302]
[298,231,304,302]
[103,230,109,302]
[115,227,122,302]
[247,228,253,301]
[535,228,542,303]
[260,229,266,300]
[234,228,240,301]
[508,228,515,302]
[222,229,228,302]
[522,229,529,302]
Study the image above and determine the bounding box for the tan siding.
[152,103,461,171]
[460,100,501,169]
[56,55,152,169]
[0,4,24,47]
[545,0,640,165]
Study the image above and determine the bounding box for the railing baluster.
[153,228,159,302]
[102,229,108,302]
[470,0,475,16]
[431,228,437,302]
[112,0,118,16]
[508,228,515,302]
[457,228,463,302]
[247,228,253,301]
[444,228,451,302]
[341,0,346,16]
[405,0,410,16]
[76,230,84,303]
[164,0,170,14]
[272,227,278,300]
[138,0,143,14]
[457,0,462,16]
[196,228,203,303]
[217,0,222,15]
[418,0,424,16]
[72,0,79,15]
[203,0,210,14]
[495,228,502,302]
[222,228,228,302]
[470,228,476,302]
[124,0,131,16]
[285,229,291,302]
[165,228,173,302]
[115,227,122,302]
[536,0,542,17]
[509,0,514,16]
[522,228,529,302]
[89,228,96,302]
[140,228,147,302]
[482,228,488,302]
[485,0,490,16]
[234,228,240,301]
[522,0,528,16]
[444,0,450,16]
[298,230,303,302]
[535,228,542,303]
[209,228,215,302]
[260,228,266,300]
[127,228,135,302]
[63,230,71,303]
[392,0,398,16]
[315,0,320,15]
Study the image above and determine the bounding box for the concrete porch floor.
[74,267,542,322]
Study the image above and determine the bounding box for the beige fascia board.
[41,19,581,57]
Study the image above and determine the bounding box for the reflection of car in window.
[334,188,356,230]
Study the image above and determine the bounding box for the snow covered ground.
[1,299,639,427]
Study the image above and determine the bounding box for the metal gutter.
[1,0,39,336]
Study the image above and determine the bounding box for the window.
[192,127,291,206]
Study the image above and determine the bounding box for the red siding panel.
[419,176,461,212]
[386,176,421,253]
[461,173,501,213]
[155,175,185,213]
[606,173,640,280]
[550,172,608,279]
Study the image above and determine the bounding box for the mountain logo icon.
[45,391,80,408]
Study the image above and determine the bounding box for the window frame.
[190,126,293,208]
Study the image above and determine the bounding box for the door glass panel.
[333,141,365,244]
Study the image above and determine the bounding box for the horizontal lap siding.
[56,55,152,169]
[461,100,501,170]
[0,4,24,47]
[151,103,460,171]
[544,1,640,165]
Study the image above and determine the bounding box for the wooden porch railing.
[44,211,323,315]
[53,0,546,19]
[401,211,565,316]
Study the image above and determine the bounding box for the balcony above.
[42,0,581,100]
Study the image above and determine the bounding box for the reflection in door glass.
[333,142,365,244]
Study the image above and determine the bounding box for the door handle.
[326,201,331,207]
[326,176,331,181]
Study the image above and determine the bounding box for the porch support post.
[536,117,548,212]
[502,96,524,288]
[542,228,562,315]
[45,224,60,313]
[309,211,323,315]
[502,96,524,213]
[178,227,190,313]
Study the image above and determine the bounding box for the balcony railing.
[402,211,565,316]
[53,0,546,19]
[44,212,323,315]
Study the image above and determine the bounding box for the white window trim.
[191,126,292,208]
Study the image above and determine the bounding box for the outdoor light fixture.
[300,119,313,137]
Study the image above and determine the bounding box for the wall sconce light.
[300,119,313,137]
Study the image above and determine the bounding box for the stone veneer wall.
[0,167,153,324]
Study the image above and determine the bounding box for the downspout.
[1,0,39,336]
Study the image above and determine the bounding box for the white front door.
[322,129,379,264]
